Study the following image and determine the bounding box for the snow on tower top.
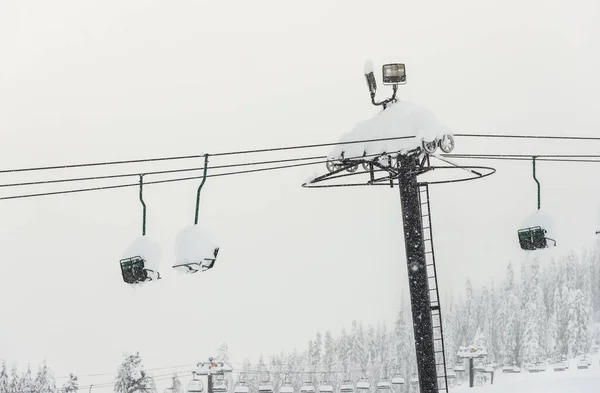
[327,101,452,161]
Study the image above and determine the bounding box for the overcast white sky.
[1,0,600,389]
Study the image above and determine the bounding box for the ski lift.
[120,175,161,284]
[188,374,204,393]
[213,375,228,393]
[356,376,370,393]
[258,382,274,393]
[339,380,354,393]
[577,358,590,369]
[518,157,556,251]
[318,380,334,393]
[376,379,391,393]
[172,154,220,274]
[258,373,274,393]
[280,378,295,393]
[300,381,315,393]
[233,375,249,393]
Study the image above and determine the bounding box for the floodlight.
[382,63,406,85]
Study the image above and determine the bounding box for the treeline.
[0,361,77,393]
[242,243,600,391]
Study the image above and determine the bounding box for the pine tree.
[61,374,78,393]
[568,289,590,356]
[35,360,56,393]
[8,366,19,393]
[147,377,158,393]
[216,343,229,362]
[336,328,351,372]
[171,374,183,393]
[0,362,9,393]
[22,365,34,393]
[322,331,335,372]
[313,333,322,368]
[114,352,151,393]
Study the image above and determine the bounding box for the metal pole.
[208,374,213,393]
[397,155,438,393]
[532,156,540,210]
[139,175,146,236]
[469,359,474,388]
[89,385,94,393]
[194,154,210,225]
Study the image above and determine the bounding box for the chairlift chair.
[213,378,228,393]
[518,226,555,251]
[258,381,274,393]
[577,358,590,369]
[280,381,295,393]
[188,376,204,393]
[318,381,334,393]
[339,381,355,393]
[356,377,370,393]
[517,157,557,251]
[376,379,391,393]
[390,374,405,387]
[300,381,315,393]
[120,175,161,284]
[233,381,249,393]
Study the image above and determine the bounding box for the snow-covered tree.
[170,374,183,393]
[35,360,56,393]
[147,377,158,393]
[0,363,9,393]
[8,366,19,393]
[568,289,591,356]
[216,342,229,363]
[336,328,351,372]
[313,333,322,368]
[322,331,335,372]
[21,365,34,393]
[61,374,78,393]
[114,352,151,393]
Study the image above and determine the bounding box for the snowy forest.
[2,243,599,393]
[234,243,600,391]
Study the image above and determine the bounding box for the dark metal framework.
[303,149,494,393]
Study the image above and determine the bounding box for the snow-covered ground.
[450,356,600,393]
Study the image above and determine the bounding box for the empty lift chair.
[339,380,354,393]
[390,370,405,389]
[280,374,295,393]
[213,375,228,393]
[119,175,161,284]
[300,380,315,393]
[517,157,556,251]
[188,374,204,393]
[356,376,370,393]
[172,154,220,274]
[258,373,274,393]
[318,379,334,393]
[233,375,249,393]
[376,378,391,393]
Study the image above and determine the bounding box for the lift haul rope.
[1,133,600,201]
